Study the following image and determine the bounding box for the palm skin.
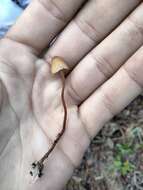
[0,38,90,190]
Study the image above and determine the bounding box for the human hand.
[0,0,143,189]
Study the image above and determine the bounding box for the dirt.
[65,95,143,190]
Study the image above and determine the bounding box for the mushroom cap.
[51,56,69,74]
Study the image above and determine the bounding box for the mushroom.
[30,56,69,180]
[51,56,69,74]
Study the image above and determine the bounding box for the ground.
[66,95,143,190]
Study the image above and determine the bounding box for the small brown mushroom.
[51,56,69,74]
[30,56,69,180]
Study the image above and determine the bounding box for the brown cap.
[51,56,69,74]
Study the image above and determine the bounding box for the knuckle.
[123,61,143,89]
[74,18,102,43]
[127,15,143,38]
[37,0,67,23]
[91,53,116,79]
[123,45,143,89]
[101,88,116,116]
[66,77,83,105]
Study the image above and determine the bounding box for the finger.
[6,0,86,53]
[45,0,141,66]
[65,3,143,105]
[79,46,143,138]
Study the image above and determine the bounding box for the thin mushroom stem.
[39,70,67,164]
[30,59,68,179]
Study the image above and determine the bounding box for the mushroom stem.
[39,70,67,164]
[30,57,69,179]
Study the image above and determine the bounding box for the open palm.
[1,0,143,190]
[0,37,89,190]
